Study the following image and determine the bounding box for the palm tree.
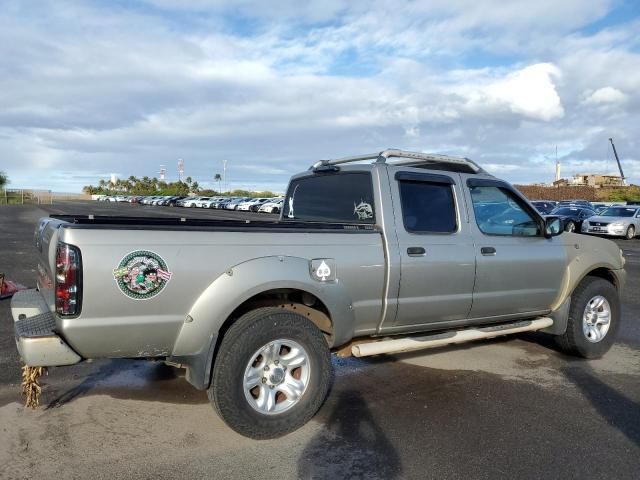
[214,173,222,193]
[0,171,8,190]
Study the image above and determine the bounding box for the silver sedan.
[582,206,640,239]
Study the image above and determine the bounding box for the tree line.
[82,175,276,198]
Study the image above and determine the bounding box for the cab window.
[470,186,540,236]
[398,181,457,233]
[283,172,375,223]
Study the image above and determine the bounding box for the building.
[553,173,623,188]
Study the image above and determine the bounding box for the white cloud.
[459,63,564,121]
[583,86,628,105]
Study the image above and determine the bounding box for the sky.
[1,0,639,193]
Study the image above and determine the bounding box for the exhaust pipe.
[352,318,553,357]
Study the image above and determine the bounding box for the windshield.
[600,207,638,217]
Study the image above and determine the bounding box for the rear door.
[390,169,476,331]
[464,178,566,319]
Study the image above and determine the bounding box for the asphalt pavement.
[0,202,639,479]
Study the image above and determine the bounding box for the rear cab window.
[395,172,457,233]
[283,172,375,223]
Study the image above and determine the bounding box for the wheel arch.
[169,255,355,390]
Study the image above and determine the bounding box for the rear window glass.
[399,181,457,233]
[283,172,375,223]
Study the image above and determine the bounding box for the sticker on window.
[353,201,373,221]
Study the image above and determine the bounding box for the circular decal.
[112,250,173,300]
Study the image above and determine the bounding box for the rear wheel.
[208,308,332,439]
[564,221,576,233]
[625,225,635,240]
[555,277,619,358]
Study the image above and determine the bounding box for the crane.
[608,138,626,185]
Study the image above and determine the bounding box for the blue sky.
[1,0,639,192]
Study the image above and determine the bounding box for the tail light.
[55,243,82,316]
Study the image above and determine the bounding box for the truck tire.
[554,277,619,359]
[208,307,332,439]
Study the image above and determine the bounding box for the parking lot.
[1,201,639,479]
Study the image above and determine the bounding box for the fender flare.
[169,255,355,389]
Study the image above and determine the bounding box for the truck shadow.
[562,364,640,447]
[297,388,402,479]
[44,359,208,408]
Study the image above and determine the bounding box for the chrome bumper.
[583,228,625,237]
[11,289,81,367]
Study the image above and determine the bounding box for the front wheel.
[209,308,332,439]
[554,277,619,358]
[625,225,635,240]
[564,221,576,233]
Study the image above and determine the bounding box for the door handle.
[481,246,496,256]
[407,247,426,256]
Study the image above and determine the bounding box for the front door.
[465,180,566,319]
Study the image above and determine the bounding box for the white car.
[182,196,205,208]
[236,198,269,211]
[258,198,284,214]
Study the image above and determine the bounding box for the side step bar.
[352,318,553,357]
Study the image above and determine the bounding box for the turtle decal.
[113,250,173,300]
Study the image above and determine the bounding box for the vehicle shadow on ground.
[44,359,207,408]
[562,364,640,447]
[297,388,402,479]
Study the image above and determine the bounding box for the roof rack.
[310,149,482,173]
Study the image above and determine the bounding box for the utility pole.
[223,160,227,193]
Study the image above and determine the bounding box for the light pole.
[223,160,227,193]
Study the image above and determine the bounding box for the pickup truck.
[12,149,626,439]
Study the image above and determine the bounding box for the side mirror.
[544,216,562,238]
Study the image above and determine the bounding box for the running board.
[351,318,553,357]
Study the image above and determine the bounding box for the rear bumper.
[11,289,81,367]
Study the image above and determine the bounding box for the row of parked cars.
[97,195,284,214]
[530,200,640,240]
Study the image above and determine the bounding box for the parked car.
[258,198,284,214]
[558,200,594,210]
[531,201,557,215]
[582,206,640,239]
[548,206,597,232]
[225,197,251,210]
[15,149,626,440]
[167,196,186,207]
[214,197,237,209]
[200,197,226,208]
[249,198,276,212]
[181,196,205,208]
[140,196,161,205]
[237,198,270,212]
